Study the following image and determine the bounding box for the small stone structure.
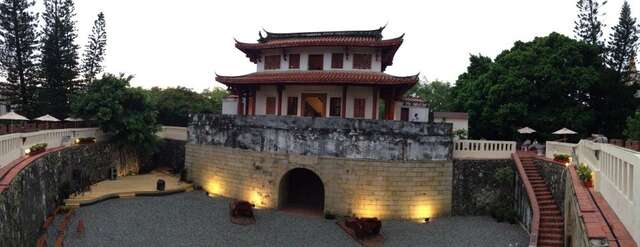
[186,114,453,219]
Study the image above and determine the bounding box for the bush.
[553,154,570,163]
[576,163,592,182]
[28,143,48,155]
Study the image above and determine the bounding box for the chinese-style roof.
[401,96,427,107]
[235,26,404,71]
[433,112,468,119]
[216,71,418,87]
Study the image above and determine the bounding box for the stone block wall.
[189,114,452,161]
[534,158,566,213]
[186,144,452,219]
[0,143,134,246]
[452,159,516,215]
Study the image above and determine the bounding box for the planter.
[27,143,48,156]
[583,180,593,188]
[610,139,625,147]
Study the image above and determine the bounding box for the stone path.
[65,191,529,247]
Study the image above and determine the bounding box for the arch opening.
[278,168,325,215]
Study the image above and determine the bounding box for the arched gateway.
[278,168,325,214]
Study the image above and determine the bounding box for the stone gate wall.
[186,144,452,219]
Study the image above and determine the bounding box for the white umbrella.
[518,127,536,134]
[0,111,29,121]
[552,128,577,135]
[553,127,577,142]
[35,114,60,122]
[64,117,84,128]
[0,111,29,133]
[64,117,84,122]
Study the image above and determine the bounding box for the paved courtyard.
[63,191,528,247]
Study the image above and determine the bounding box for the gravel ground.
[64,191,528,247]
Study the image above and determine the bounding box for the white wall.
[256,47,382,72]
[222,97,238,115]
[393,103,429,122]
[433,117,468,132]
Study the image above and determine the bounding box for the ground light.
[424,217,430,224]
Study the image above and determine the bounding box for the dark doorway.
[279,168,325,215]
[400,107,410,121]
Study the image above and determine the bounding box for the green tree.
[574,0,607,48]
[81,12,107,83]
[624,112,640,139]
[408,77,453,112]
[201,87,228,114]
[40,0,80,118]
[72,74,159,156]
[452,33,636,140]
[0,0,39,116]
[606,1,639,80]
[147,86,216,126]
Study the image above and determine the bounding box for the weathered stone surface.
[452,159,516,215]
[0,143,125,247]
[533,159,566,213]
[144,139,186,173]
[188,114,452,161]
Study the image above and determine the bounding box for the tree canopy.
[147,86,227,127]
[452,32,638,140]
[72,74,159,155]
[408,78,453,112]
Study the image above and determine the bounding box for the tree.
[72,74,159,156]
[0,0,39,116]
[81,12,106,83]
[624,112,640,139]
[452,33,636,140]
[408,77,453,112]
[201,87,228,114]
[606,1,639,81]
[40,0,79,118]
[147,86,218,126]
[574,0,607,48]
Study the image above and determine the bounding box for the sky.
[64,0,639,92]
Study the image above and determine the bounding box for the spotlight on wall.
[424,217,431,224]
[565,162,570,167]
[24,149,30,155]
[74,138,80,144]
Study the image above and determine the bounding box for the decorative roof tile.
[216,71,418,86]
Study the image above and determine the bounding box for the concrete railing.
[157,126,187,141]
[0,128,104,170]
[453,140,517,159]
[544,141,577,159]
[571,140,640,244]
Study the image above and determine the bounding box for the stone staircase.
[520,155,564,247]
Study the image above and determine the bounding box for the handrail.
[512,152,540,247]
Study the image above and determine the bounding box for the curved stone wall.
[0,143,127,246]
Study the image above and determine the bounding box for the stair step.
[541,211,561,216]
[540,222,564,228]
[541,216,564,222]
[540,227,563,234]
[538,238,563,245]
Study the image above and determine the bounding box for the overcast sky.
[66,0,638,91]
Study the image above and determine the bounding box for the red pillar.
[277,86,283,116]
[384,98,395,120]
[372,88,378,120]
[341,86,347,118]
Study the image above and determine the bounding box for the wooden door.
[301,93,327,117]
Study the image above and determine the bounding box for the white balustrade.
[453,140,516,159]
[544,141,577,159]
[157,126,187,141]
[573,140,640,243]
[0,128,103,170]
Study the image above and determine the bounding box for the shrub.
[624,112,640,140]
[576,163,592,182]
[553,154,570,163]
[28,143,48,155]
